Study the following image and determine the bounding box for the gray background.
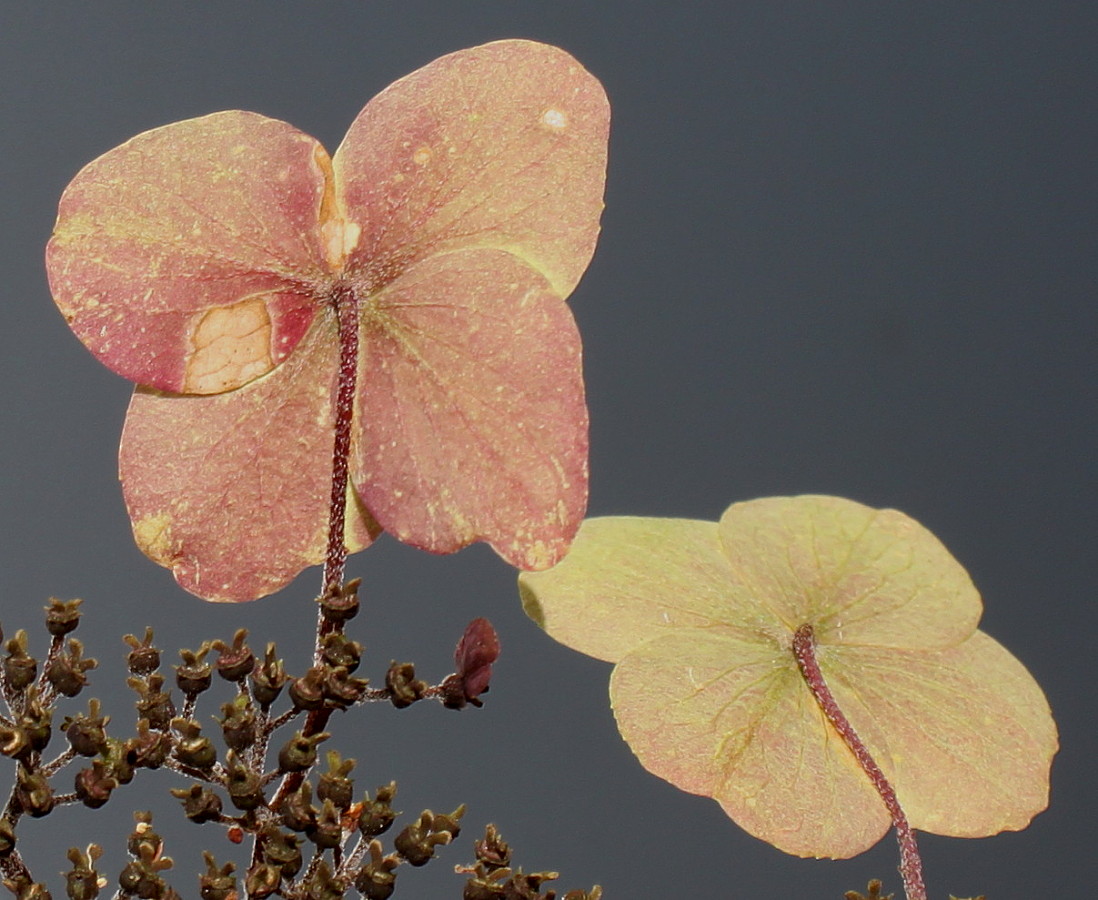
[1,3,1094,897]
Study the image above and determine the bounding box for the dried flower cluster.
[0,594,592,899]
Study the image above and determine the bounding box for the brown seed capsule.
[277,731,330,773]
[198,852,236,900]
[175,645,213,697]
[354,841,399,900]
[219,696,257,752]
[170,783,223,824]
[359,783,399,838]
[63,699,109,757]
[44,598,82,637]
[124,629,161,676]
[74,760,117,809]
[15,769,54,818]
[4,631,37,692]
[385,662,426,709]
[129,674,175,731]
[224,751,264,812]
[318,578,361,624]
[251,644,286,706]
[212,630,255,682]
[46,639,97,698]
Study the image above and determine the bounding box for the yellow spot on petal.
[524,540,555,570]
[321,218,362,269]
[183,296,273,393]
[541,107,568,130]
[412,145,432,165]
[134,513,176,566]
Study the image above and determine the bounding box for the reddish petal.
[47,111,334,393]
[455,617,500,701]
[333,39,609,298]
[120,317,378,602]
[352,249,587,569]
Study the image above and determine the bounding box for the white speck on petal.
[541,107,568,130]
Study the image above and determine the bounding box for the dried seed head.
[124,628,161,676]
[251,643,286,706]
[46,639,97,698]
[277,731,330,773]
[4,631,37,692]
[359,782,399,838]
[319,578,360,624]
[44,598,83,637]
[212,629,255,682]
[170,784,223,824]
[175,644,213,697]
[385,662,426,709]
[199,853,236,900]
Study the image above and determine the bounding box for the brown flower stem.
[792,624,927,900]
[321,284,359,607]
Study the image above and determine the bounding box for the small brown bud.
[15,769,53,818]
[251,643,286,706]
[211,629,255,682]
[21,690,53,752]
[124,720,171,770]
[322,665,368,709]
[394,810,454,866]
[46,639,96,698]
[124,629,161,676]
[4,631,37,692]
[385,662,426,709]
[277,731,329,773]
[199,853,235,900]
[127,812,162,860]
[0,725,33,762]
[170,784,223,824]
[298,859,343,900]
[354,840,399,900]
[243,863,281,899]
[288,667,326,711]
[432,804,465,840]
[318,578,360,623]
[44,598,82,637]
[175,644,213,697]
[473,824,511,870]
[308,799,343,850]
[129,674,175,731]
[258,826,301,878]
[0,818,15,858]
[279,782,316,833]
[317,751,355,810]
[75,760,117,809]
[218,695,256,752]
[224,751,264,812]
[320,632,363,672]
[63,699,109,757]
[172,718,216,770]
[359,782,398,838]
[64,844,105,900]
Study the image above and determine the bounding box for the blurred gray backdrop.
[2,3,1094,897]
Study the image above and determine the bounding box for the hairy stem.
[270,286,359,826]
[321,285,359,604]
[792,624,927,900]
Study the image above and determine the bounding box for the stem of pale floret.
[267,285,360,827]
[321,283,359,608]
[792,624,927,900]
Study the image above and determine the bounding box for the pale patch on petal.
[132,512,176,567]
[183,295,273,393]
